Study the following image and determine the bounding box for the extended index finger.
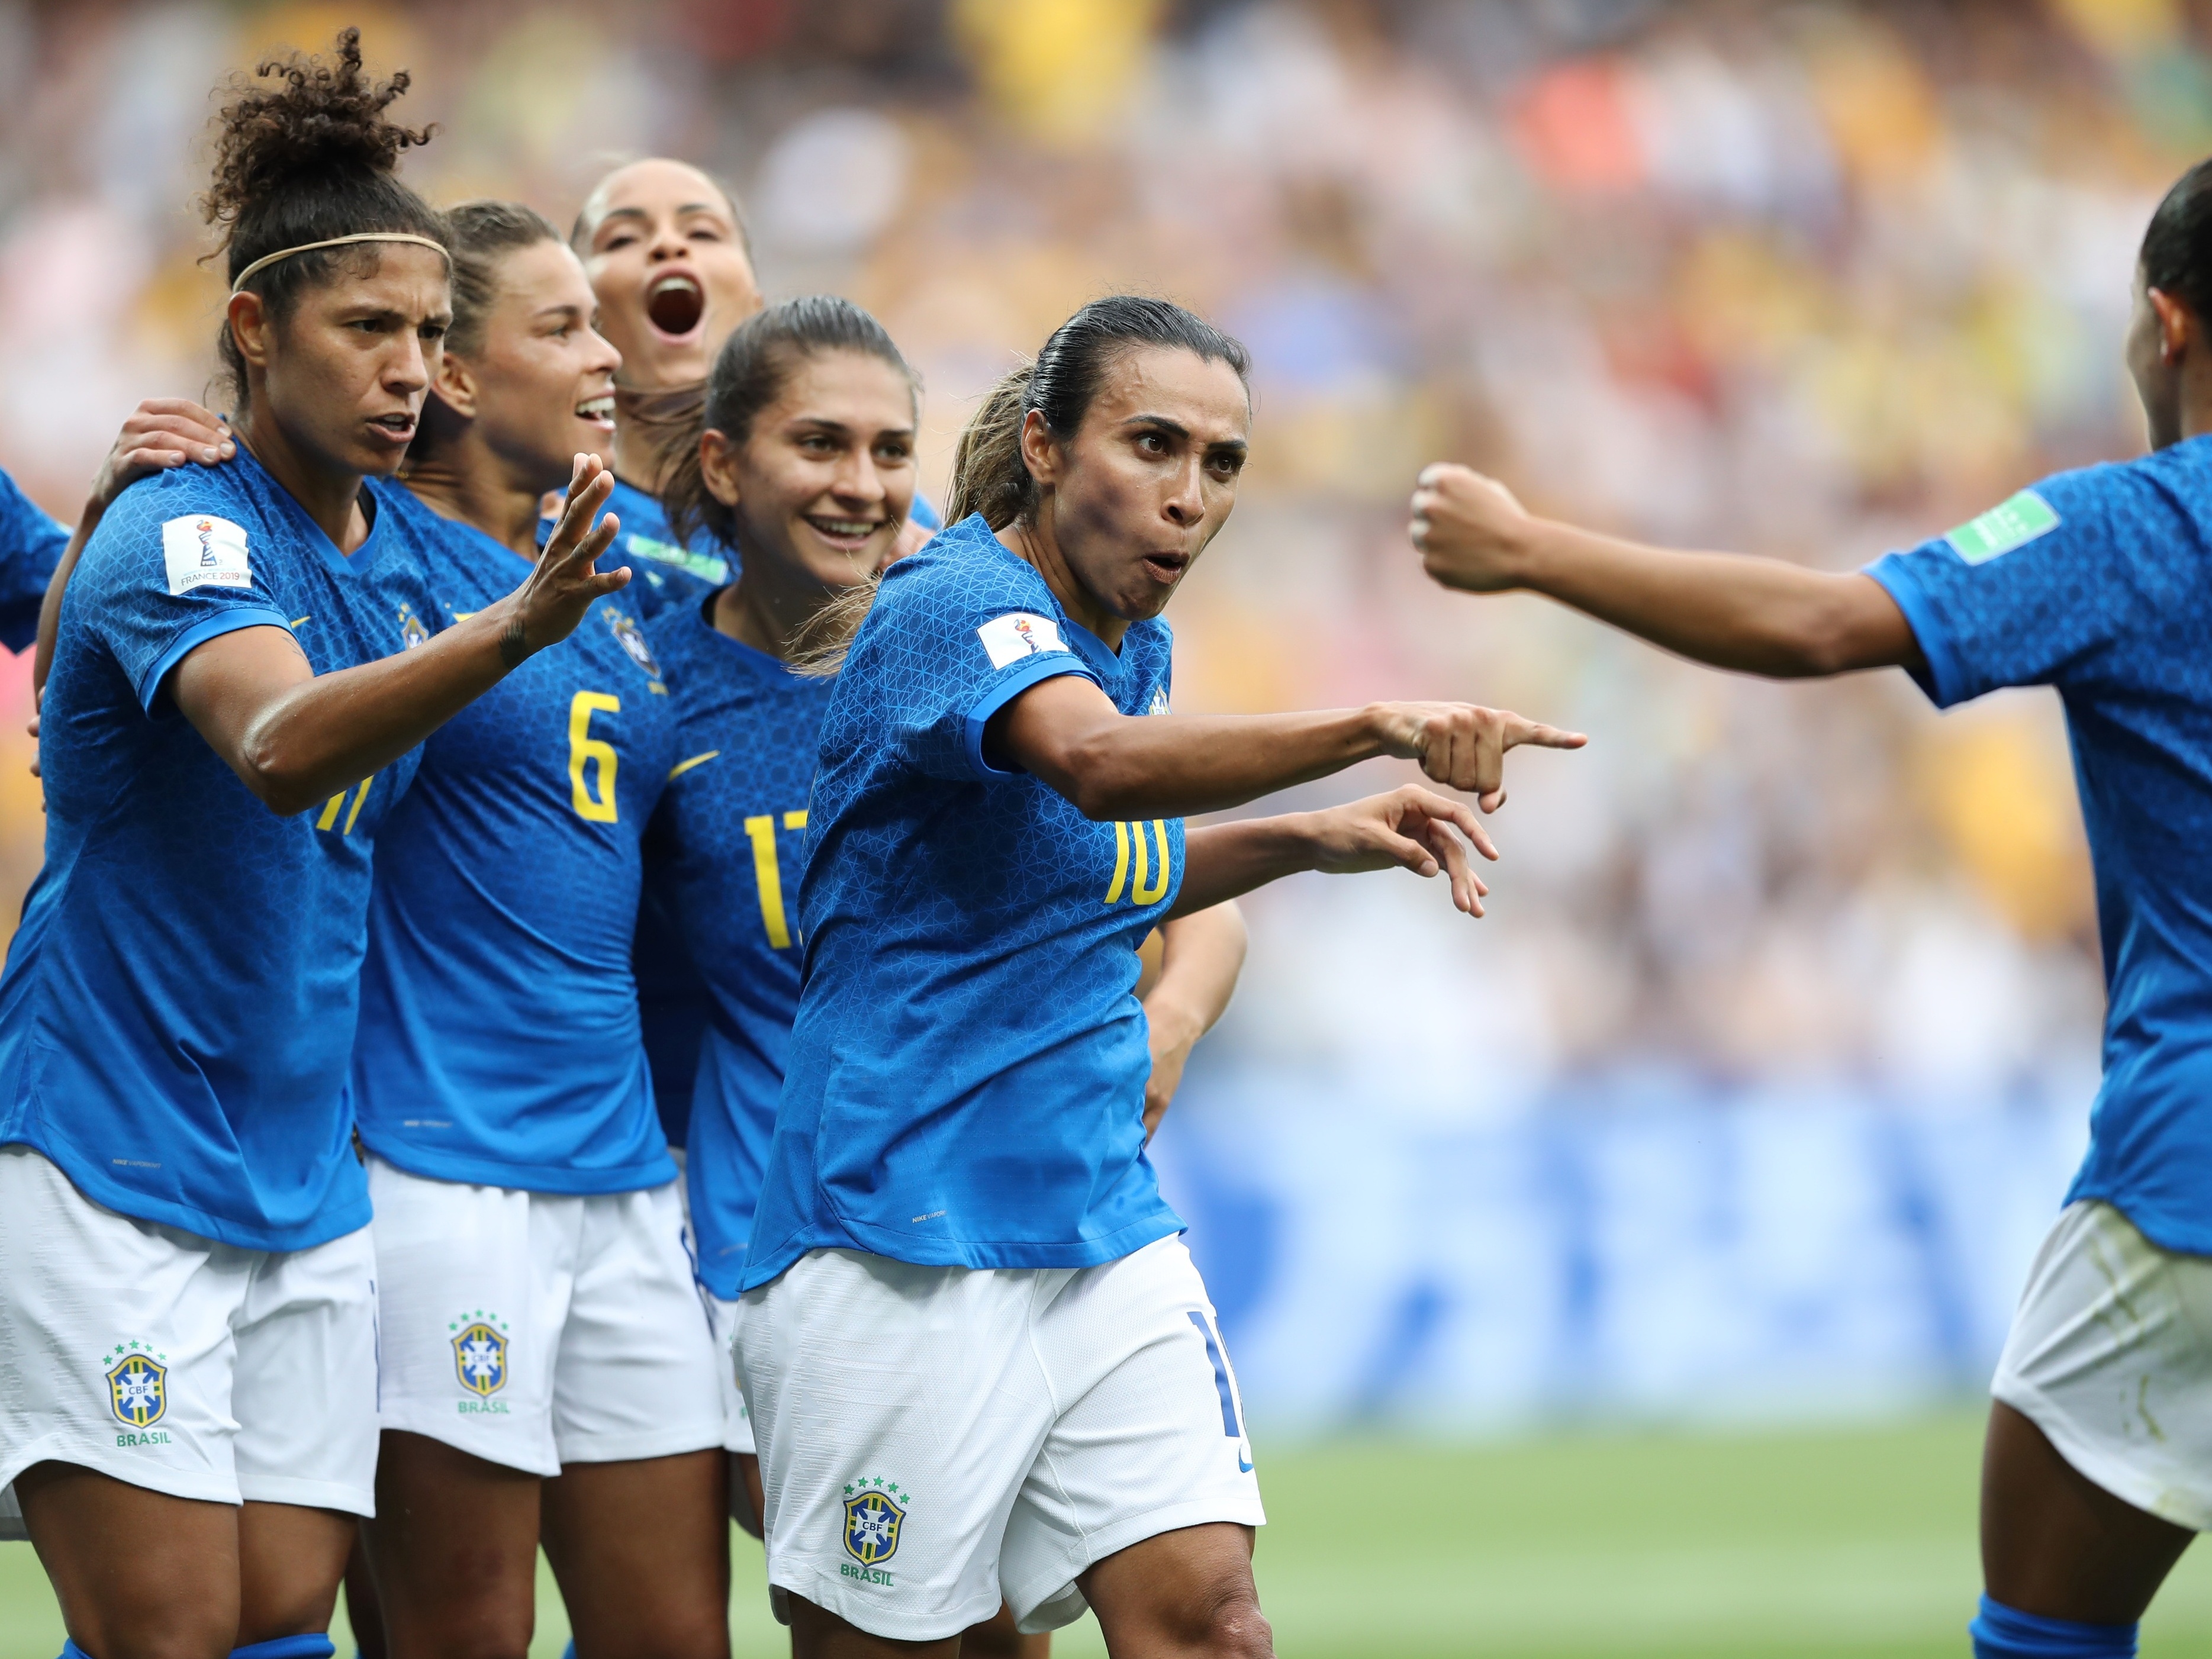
[1503,717,1589,752]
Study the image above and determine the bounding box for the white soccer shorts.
[0,1145,378,1528]
[368,1158,724,1477]
[1994,1199,2212,1531]
[706,1293,755,1456]
[738,1233,1265,1641]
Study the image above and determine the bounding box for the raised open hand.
[493,453,629,666]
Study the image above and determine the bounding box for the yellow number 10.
[568,692,621,823]
[1106,820,1171,906]
[745,810,809,948]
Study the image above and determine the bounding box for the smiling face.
[438,239,621,493]
[700,347,917,589]
[1023,345,1250,626]
[578,159,764,391]
[233,241,452,478]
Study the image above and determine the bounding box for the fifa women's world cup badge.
[450,1309,512,1413]
[102,1341,170,1445]
[841,1476,909,1586]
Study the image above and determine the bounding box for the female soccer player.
[349,202,729,1659]
[733,295,1581,1657]
[0,32,627,1659]
[646,295,1247,1658]
[1405,159,2212,1659]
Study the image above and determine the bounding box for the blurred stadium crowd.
[0,0,2197,1425]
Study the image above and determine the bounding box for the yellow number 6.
[568,692,620,823]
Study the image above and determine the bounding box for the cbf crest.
[104,1344,167,1429]
[450,1312,510,1397]
[606,608,665,692]
[396,603,431,650]
[842,1477,909,1567]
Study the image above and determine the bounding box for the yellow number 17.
[745,810,810,948]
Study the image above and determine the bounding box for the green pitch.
[13,1413,2212,1657]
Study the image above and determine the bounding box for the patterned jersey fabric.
[743,513,1183,1288]
[1868,432,2212,1254]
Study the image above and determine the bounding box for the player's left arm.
[1409,463,1921,679]
[1135,901,1248,1141]
[1170,784,1493,922]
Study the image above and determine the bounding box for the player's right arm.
[991,675,1584,817]
[1408,463,1923,679]
[169,458,626,816]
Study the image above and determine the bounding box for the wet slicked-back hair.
[443,199,564,359]
[202,27,446,405]
[568,158,754,260]
[2143,157,2212,320]
[948,295,1250,530]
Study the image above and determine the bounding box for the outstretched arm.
[991,674,1583,819]
[1409,464,1922,679]
[172,458,627,815]
[1136,902,1248,1140]
[1170,784,1495,923]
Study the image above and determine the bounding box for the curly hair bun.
[199,27,447,405]
[203,28,434,240]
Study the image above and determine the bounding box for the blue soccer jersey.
[0,450,430,1249]
[1867,435,2212,1255]
[351,488,678,1193]
[0,465,70,652]
[642,603,833,1296]
[742,513,1184,1288]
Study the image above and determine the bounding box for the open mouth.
[367,411,417,444]
[1141,551,1190,582]
[645,271,704,339]
[576,394,615,429]
[803,514,886,551]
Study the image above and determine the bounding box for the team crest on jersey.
[396,603,430,650]
[1148,686,1170,716]
[104,1345,168,1428]
[450,1313,510,1397]
[606,608,666,690]
[842,1478,908,1568]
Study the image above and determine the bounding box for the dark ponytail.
[202,28,446,407]
[948,296,1250,531]
[662,294,919,552]
[2143,157,2212,321]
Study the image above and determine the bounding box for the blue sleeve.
[910,493,942,532]
[1862,468,2136,709]
[70,479,293,713]
[0,468,70,654]
[858,556,1097,782]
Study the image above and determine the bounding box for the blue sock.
[1971,1595,2137,1657]
[230,1639,336,1659]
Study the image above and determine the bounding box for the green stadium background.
[7,1,2212,1652]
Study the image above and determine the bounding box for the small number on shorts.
[1187,1310,1244,1439]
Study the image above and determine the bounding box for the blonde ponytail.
[946,362,1036,530]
